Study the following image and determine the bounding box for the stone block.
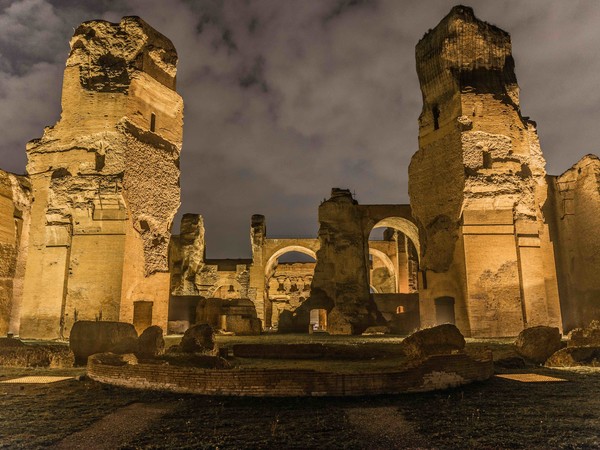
[514,326,562,364]
[180,323,217,355]
[400,324,465,359]
[69,320,138,365]
[137,325,165,358]
[545,346,600,368]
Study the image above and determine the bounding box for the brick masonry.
[87,351,493,397]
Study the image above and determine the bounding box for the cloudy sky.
[0,0,599,258]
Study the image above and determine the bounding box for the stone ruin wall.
[306,189,383,335]
[1,8,598,339]
[0,170,31,336]
[18,17,182,339]
[168,209,410,332]
[409,6,562,337]
[548,155,600,330]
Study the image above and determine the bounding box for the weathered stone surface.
[545,346,600,368]
[514,326,562,364]
[69,320,138,365]
[19,16,182,339]
[194,298,261,335]
[408,5,562,337]
[0,170,31,336]
[400,324,465,359]
[180,323,217,355]
[169,214,206,296]
[91,352,138,366]
[225,315,262,336]
[136,325,165,358]
[567,320,600,347]
[549,156,600,331]
[362,326,391,335]
[160,353,231,369]
[306,189,385,335]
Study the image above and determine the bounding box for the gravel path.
[346,406,430,449]
[52,402,176,449]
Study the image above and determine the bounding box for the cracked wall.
[409,6,561,337]
[0,170,31,336]
[19,17,182,339]
[548,155,600,330]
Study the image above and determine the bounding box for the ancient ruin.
[0,6,599,341]
[9,17,183,339]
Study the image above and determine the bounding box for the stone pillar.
[249,214,267,326]
[409,5,562,337]
[19,17,183,339]
[0,172,31,336]
[308,189,380,334]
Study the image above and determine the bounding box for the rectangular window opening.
[150,113,156,132]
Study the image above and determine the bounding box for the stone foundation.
[87,351,493,397]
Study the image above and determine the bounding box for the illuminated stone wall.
[409,6,562,337]
[548,155,600,330]
[18,17,182,339]
[0,170,30,336]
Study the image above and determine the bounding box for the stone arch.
[210,279,243,299]
[369,217,420,260]
[369,248,396,279]
[264,245,317,277]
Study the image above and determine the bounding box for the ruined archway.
[369,217,420,261]
[264,245,317,329]
[211,280,243,299]
[264,245,317,278]
[368,216,420,295]
[368,247,397,294]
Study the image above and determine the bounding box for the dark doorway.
[133,300,153,333]
[435,296,455,325]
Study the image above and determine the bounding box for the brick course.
[87,351,493,397]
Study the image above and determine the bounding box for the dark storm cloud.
[0,0,599,257]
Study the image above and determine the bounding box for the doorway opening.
[435,296,456,325]
[309,308,327,333]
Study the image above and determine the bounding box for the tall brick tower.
[409,6,562,337]
[19,17,183,338]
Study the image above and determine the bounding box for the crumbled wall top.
[416,5,518,107]
[69,16,178,92]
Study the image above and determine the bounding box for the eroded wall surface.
[548,156,600,330]
[408,6,561,337]
[0,171,31,335]
[19,17,182,339]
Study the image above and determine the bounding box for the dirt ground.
[1,339,599,449]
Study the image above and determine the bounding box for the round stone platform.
[87,350,493,397]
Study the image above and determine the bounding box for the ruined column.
[249,214,267,326]
[0,171,31,336]
[408,6,561,337]
[169,214,206,297]
[19,17,183,338]
[308,189,380,334]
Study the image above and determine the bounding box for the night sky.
[0,0,599,258]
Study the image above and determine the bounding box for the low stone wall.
[87,351,493,397]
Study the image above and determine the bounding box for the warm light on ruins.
[0,2,599,448]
